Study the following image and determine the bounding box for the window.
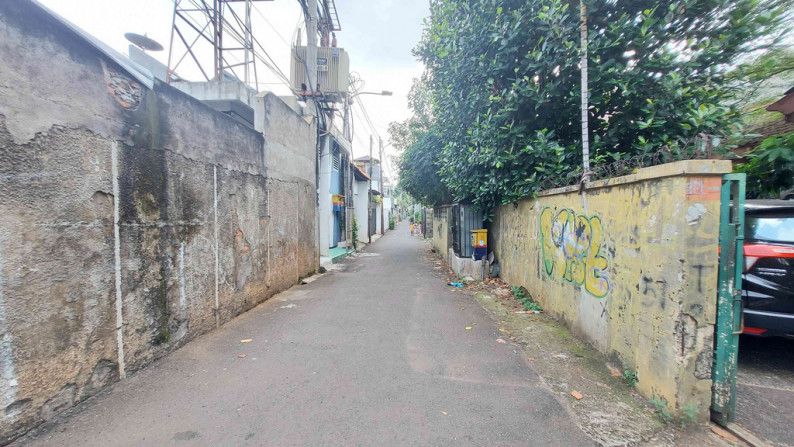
[332,145,340,171]
[746,215,794,243]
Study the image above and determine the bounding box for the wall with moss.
[490,160,731,419]
[0,1,316,442]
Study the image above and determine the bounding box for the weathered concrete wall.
[353,181,369,244]
[447,249,485,281]
[490,160,730,419]
[0,1,316,442]
[432,205,452,259]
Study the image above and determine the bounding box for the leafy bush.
[407,0,791,216]
[351,216,359,250]
[623,370,638,388]
[680,403,699,428]
[512,286,543,311]
[736,133,794,199]
[650,396,673,423]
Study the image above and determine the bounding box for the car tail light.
[743,327,768,335]
[743,244,794,272]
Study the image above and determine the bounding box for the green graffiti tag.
[539,207,610,297]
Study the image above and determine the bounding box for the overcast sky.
[37,0,429,176]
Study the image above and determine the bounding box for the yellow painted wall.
[491,160,731,418]
[433,205,452,260]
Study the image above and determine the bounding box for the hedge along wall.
[490,160,732,418]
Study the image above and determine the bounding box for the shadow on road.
[735,335,794,446]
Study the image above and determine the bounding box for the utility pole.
[580,1,590,179]
[306,0,319,118]
[379,137,385,235]
[368,135,373,244]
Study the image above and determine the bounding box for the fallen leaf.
[238,354,247,358]
[606,363,622,377]
[552,354,569,359]
[465,327,472,330]
[499,328,506,332]
[441,411,447,415]
[710,425,740,443]
[461,307,465,310]
[496,339,507,344]
[570,391,583,400]
[240,339,252,343]
[527,358,535,361]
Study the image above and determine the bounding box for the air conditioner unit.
[290,46,350,100]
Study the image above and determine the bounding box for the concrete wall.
[0,1,316,441]
[432,206,452,259]
[353,181,369,244]
[490,160,730,419]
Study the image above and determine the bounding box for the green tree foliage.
[388,78,435,151]
[397,131,453,206]
[736,133,794,199]
[411,0,792,215]
[390,78,453,206]
[729,48,794,128]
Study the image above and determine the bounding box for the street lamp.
[343,90,392,142]
[353,90,393,97]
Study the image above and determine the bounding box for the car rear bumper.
[744,309,794,336]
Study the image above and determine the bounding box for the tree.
[397,131,453,206]
[389,78,453,206]
[736,133,794,199]
[387,77,434,151]
[412,0,793,216]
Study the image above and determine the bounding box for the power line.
[177,0,293,90]
[251,3,291,49]
[350,91,396,179]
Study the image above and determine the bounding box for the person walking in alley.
[410,222,415,235]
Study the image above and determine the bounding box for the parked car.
[742,200,794,336]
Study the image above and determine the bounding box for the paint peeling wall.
[0,1,317,442]
[491,160,731,419]
[432,205,452,259]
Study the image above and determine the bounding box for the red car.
[742,200,794,336]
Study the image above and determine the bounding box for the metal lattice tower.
[167,0,274,86]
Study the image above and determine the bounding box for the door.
[711,173,746,426]
[451,204,460,255]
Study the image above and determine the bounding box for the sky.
[37,0,430,178]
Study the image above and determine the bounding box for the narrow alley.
[15,225,593,446]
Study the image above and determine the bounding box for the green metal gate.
[711,173,746,426]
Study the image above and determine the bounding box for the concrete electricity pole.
[379,137,384,235]
[305,0,321,267]
[580,1,590,179]
[306,0,318,117]
[368,135,373,244]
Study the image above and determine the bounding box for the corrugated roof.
[351,162,370,181]
[742,118,794,147]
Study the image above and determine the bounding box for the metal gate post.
[711,173,745,426]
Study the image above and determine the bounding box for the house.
[318,128,355,257]
[736,86,794,156]
[351,162,371,245]
[354,155,384,239]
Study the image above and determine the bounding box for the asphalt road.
[17,223,592,446]
[735,334,794,446]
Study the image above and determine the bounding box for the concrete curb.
[725,423,771,447]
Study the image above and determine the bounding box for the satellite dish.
[124,33,164,52]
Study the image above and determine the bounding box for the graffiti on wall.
[540,207,611,297]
